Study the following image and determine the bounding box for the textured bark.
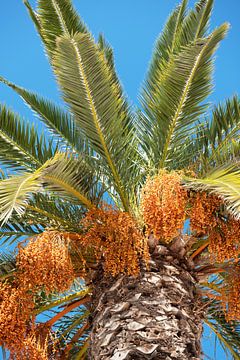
[89,250,203,360]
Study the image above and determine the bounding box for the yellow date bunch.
[140,170,188,242]
[17,232,75,294]
[80,206,149,277]
[0,232,74,358]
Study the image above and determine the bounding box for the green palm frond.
[142,0,213,112]
[97,33,137,154]
[27,194,84,231]
[140,0,215,170]
[142,0,187,97]
[0,153,96,224]
[0,77,88,155]
[51,307,89,349]
[25,0,139,206]
[139,23,228,169]
[0,192,83,245]
[0,105,55,169]
[53,32,138,210]
[98,33,115,72]
[42,153,97,207]
[0,219,43,245]
[184,166,240,218]
[200,276,240,359]
[171,96,240,173]
[209,96,240,142]
[34,286,90,358]
[205,301,240,359]
[0,170,44,224]
[179,0,214,44]
[202,96,240,170]
[23,0,42,35]
[35,0,88,56]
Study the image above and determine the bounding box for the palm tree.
[1,0,240,358]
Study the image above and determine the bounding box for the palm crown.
[1,0,240,358]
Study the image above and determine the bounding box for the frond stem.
[46,295,91,326]
[35,289,90,314]
[44,174,94,209]
[190,241,209,260]
[64,322,89,356]
[26,204,78,229]
[75,339,89,360]
[204,319,240,360]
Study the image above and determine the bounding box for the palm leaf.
[202,96,240,170]
[140,24,228,169]
[0,171,44,224]
[0,105,55,169]
[26,2,139,206]
[140,0,215,170]
[34,286,90,358]
[0,219,43,245]
[35,0,88,56]
[142,0,213,113]
[27,194,84,231]
[200,276,240,358]
[142,0,187,100]
[23,0,42,35]
[0,192,83,245]
[98,34,115,73]
[205,301,240,359]
[0,77,88,155]
[171,96,240,174]
[53,33,136,211]
[97,34,140,193]
[179,0,214,44]
[184,166,240,218]
[42,153,97,208]
[0,153,95,224]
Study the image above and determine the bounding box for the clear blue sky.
[0,0,240,359]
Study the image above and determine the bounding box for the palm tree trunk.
[89,249,203,360]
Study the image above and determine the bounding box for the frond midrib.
[71,37,129,211]
[170,0,186,53]
[204,319,240,360]
[159,35,212,169]
[0,127,41,168]
[205,123,240,166]
[194,0,212,40]
[5,79,80,154]
[50,0,69,35]
[44,173,94,209]
[26,204,78,228]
